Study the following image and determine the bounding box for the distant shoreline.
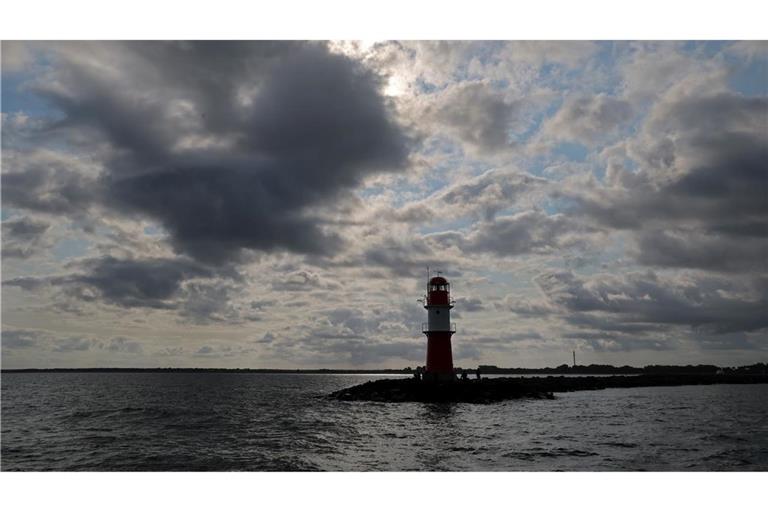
[0,368,414,374]
[2,363,766,375]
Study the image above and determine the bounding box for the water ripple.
[2,373,767,471]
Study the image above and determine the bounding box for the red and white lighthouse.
[421,273,456,380]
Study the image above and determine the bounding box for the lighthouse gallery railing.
[422,322,456,333]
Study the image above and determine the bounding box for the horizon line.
[2,362,766,373]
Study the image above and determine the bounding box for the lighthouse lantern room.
[421,272,456,380]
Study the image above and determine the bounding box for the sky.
[1,40,767,369]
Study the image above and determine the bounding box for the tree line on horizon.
[3,363,766,374]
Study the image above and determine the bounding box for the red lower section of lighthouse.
[425,332,454,375]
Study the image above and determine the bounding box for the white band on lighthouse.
[426,305,452,331]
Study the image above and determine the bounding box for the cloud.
[725,41,768,62]
[3,41,766,368]
[255,332,276,344]
[430,210,594,257]
[1,216,52,259]
[423,81,521,153]
[537,93,633,146]
[563,90,768,274]
[454,297,485,312]
[620,44,710,100]
[271,270,335,291]
[52,338,95,352]
[500,296,559,317]
[635,229,768,273]
[3,255,229,311]
[563,331,678,352]
[371,167,550,232]
[190,344,252,358]
[177,282,243,325]
[103,337,143,353]
[69,256,221,309]
[466,211,589,256]
[300,337,425,365]
[1,328,94,353]
[293,303,426,363]
[1,276,49,291]
[535,270,768,336]
[1,329,41,349]
[433,167,549,221]
[499,41,599,68]
[9,42,410,265]
[1,328,148,356]
[1,149,100,218]
[1,41,34,72]
[462,331,544,350]
[360,235,457,278]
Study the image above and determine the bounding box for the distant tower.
[421,272,456,380]
[573,350,576,367]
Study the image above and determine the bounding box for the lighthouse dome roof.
[429,276,448,285]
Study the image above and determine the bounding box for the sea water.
[2,372,767,471]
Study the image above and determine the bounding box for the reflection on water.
[420,402,459,423]
[2,373,767,471]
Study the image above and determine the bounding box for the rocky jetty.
[328,374,768,404]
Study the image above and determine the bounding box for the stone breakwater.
[328,374,768,404]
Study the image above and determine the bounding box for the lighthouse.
[421,273,456,381]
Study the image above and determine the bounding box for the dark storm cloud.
[3,255,230,311]
[70,256,218,309]
[535,270,768,335]
[18,42,410,265]
[1,216,51,259]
